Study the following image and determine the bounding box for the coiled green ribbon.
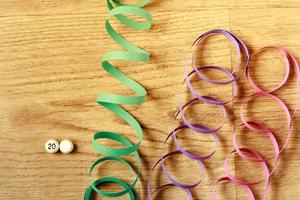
[84,0,152,199]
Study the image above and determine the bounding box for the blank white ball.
[45,139,60,153]
[59,139,74,154]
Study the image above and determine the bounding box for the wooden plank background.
[1,0,300,199]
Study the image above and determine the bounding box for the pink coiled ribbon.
[147,29,250,200]
[213,46,300,200]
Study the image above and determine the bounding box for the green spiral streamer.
[84,0,152,199]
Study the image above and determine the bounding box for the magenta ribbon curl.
[219,46,300,200]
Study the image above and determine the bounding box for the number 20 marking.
[48,143,56,150]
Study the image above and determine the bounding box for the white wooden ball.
[45,139,60,154]
[59,139,74,154]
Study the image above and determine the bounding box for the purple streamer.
[147,29,250,200]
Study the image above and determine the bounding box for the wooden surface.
[1,0,300,199]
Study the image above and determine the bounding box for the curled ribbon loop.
[212,177,255,200]
[147,29,249,200]
[84,0,152,199]
[192,29,250,79]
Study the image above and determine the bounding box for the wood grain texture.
[0,0,299,199]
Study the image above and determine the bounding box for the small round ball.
[45,139,60,154]
[59,139,74,154]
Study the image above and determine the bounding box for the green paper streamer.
[84,0,152,199]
